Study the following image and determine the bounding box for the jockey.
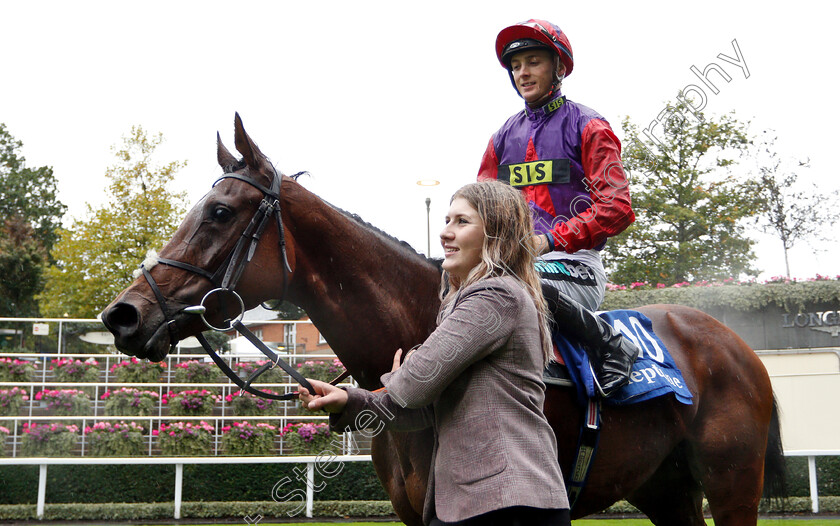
[478,19,639,398]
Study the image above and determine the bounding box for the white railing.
[778,450,840,513]
[4,320,840,517]
[1,317,378,519]
[0,316,360,455]
[0,455,373,519]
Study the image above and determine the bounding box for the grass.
[140,521,840,526]
[575,522,840,526]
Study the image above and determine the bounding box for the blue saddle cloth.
[552,310,693,406]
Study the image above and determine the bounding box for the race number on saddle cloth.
[552,310,693,406]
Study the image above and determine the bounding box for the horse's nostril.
[103,303,141,338]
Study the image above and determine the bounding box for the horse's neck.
[284,183,441,389]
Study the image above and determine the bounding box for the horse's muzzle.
[101,301,169,362]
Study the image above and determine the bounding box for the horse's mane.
[331,202,443,273]
[226,165,444,273]
[283,169,442,272]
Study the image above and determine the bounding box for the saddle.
[544,310,693,407]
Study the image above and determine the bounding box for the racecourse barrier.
[2,318,840,515]
[0,455,372,519]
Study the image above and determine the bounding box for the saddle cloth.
[549,310,693,406]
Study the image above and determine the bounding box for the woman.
[299,180,570,525]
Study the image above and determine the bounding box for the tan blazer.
[331,275,568,524]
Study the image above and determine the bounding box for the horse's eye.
[212,206,233,223]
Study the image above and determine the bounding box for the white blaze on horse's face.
[440,197,485,282]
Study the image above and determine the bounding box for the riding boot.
[541,284,640,398]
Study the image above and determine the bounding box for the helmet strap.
[550,55,564,94]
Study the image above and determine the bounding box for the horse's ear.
[233,112,270,173]
[217,132,238,172]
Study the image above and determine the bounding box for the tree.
[0,217,48,316]
[39,126,187,318]
[264,300,305,321]
[603,100,763,285]
[752,133,840,278]
[0,123,66,316]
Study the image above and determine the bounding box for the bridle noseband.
[139,166,316,400]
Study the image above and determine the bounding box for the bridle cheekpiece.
[139,165,312,400]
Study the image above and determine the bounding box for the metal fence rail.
[0,455,373,519]
[4,319,840,517]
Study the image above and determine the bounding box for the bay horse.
[102,115,785,525]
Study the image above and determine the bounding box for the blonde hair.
[441,181,552,364]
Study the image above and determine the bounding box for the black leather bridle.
[139,166,315,400]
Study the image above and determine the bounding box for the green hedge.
[0,500,396,521]
[601,496,840,515]
[0,462,388,504]
[2,457,839,505]
[1,497,839,521]
[783,456,840,498]
[602,278,840,312]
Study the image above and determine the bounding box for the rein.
[139,166,317,400]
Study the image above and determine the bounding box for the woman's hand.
[391,347,418,372]
[532,234,552,256]
[391,348,403,372]
[298,379,349,413]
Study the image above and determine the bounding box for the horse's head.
[102,114,295,361]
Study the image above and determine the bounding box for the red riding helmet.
[495,19,574,77]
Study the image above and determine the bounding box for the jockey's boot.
[541,284,640,398]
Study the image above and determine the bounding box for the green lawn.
[576,522,840,526]
[269,522,836,526]
[143,521,840,526]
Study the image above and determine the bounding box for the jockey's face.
[510,48,563,107]
[440,198,485,282]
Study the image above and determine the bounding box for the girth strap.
[567,398,601,510]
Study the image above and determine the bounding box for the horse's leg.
[651,306,772,525]
[626,442,706,526]
[690,406,769,525]
[371,432,430,526]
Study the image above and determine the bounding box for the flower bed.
[220,421,277,456]
[233,360,285,384]
[294,359,345,383]
[84,421,147,456]
[35,389,92,417]
[602,274,840,312]
[280,422,335,456]
[50,357,100,383]
[102,388,160,430]
[225,390,279,418]
[162,389,219,416]
[154,421,215,456]
[21,422,79,457]
[110,358,166,383]
[173,359,220,385]
[0,387,29,416]
[0,358,37,383]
